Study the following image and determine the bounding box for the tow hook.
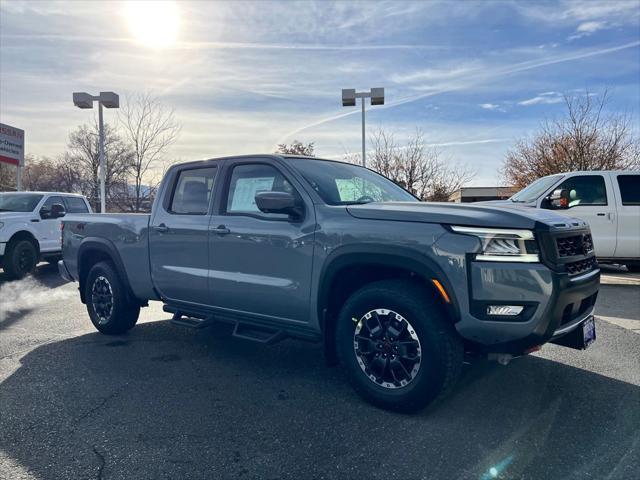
[487,353,518,366]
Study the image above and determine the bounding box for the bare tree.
[119,94,181,212]
[503,90,640,189]
[353,128,473,201]
[0,163,17,191]
[276,140,315,156]
[64,123,133,211]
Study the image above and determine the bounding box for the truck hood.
[346,201,586,231]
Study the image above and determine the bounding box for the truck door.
[149,165,218,305]
[207,158,315,324]
[36,195,64,253]
[612,173,640,259]
[550,174,617,257]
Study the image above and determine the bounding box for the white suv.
[0,192,92,279]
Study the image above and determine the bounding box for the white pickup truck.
[0,191,92,279]
[489,171,640,271]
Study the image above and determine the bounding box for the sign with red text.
[0,123,25,167]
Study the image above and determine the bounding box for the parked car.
[0,191,92,279]
[486,171,640,271]
[59,155,599,412]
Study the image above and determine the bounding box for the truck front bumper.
[457,261,600,354]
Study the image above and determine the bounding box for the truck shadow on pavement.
[0,320,638,480]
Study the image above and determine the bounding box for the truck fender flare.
[77,237,136,304]
[317,244,461,329]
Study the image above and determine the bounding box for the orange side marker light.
[431,279,451,304]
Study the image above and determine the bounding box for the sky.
[1,0,639,186]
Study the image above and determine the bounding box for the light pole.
[72,91,119,213]
[341,87,384,168]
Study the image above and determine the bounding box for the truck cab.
[0,191,92,279]
[496,171,640,270]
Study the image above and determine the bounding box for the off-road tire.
[336,279,463,413]
[85,261,140,334]
[3,239,38,280]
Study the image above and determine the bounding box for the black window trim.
[166,165,219,216]
[616,174,640,206]
[221,160,305,222]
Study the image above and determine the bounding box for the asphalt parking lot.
[0,264,638,480]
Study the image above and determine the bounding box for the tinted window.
[169,167,217,214]
[284,158,416,205]
[556,175,607,207]
[617,175,640,205]
[41,196,64,212]
[64,196,89,213]
[226,163,297,217]
[0,193,43,212]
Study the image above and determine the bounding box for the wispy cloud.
[479,103,500,110]
[518,91,564,106]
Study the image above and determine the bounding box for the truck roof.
[0,191,86,196]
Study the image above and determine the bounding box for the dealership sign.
[0,122,25,167]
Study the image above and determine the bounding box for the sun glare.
[125,1,179,48]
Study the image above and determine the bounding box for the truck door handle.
[152,224,169,233]
[596,213,606,216]
[210,225,230,235]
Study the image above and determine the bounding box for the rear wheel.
[3,239,38,280]
[626,263,640,273]
[336,279,463,412]
[85,261,140,334]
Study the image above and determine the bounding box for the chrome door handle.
[152,224,169,233]
[210,225,230,235]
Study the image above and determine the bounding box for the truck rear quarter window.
[617,174,640,205]
[169,167,217,214]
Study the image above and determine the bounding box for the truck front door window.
[557,175,607,207]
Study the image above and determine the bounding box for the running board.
[170,312,214,329]
[232,323,286,345]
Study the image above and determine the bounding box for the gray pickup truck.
[59,154,600,411]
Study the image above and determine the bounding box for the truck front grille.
[556,233,594,257]
[566,257,597,276]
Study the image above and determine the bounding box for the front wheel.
[336,279,463,412]
[85,261,140,334]
[3,239,38,280]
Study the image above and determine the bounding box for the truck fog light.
[487,305,524,316]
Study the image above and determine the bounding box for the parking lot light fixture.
[341,87,384,168]
[72,91,120,213]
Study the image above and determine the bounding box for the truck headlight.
[451,226,539,263]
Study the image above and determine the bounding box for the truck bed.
[61,213,158,301]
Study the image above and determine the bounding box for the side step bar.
[164,304,288,344]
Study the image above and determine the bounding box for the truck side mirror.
[546,188,570,209]
[255,191,303,219]
[50,203,67,219]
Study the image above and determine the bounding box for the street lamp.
[341,87,384,168]
[72,91,119,213]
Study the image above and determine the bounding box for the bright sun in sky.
[125,1,179,48]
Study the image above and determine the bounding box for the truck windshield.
[510,175,563,203]
[0,193,44,212]
[285,158,418,205]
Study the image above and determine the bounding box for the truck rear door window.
[64,196,89,213]
[617,175,640,205]
[169,167,217,214]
